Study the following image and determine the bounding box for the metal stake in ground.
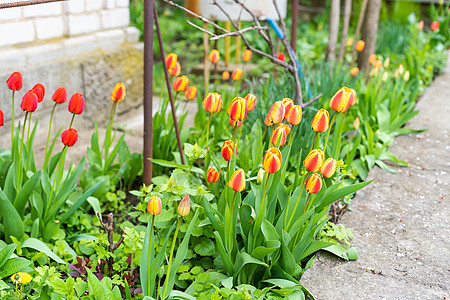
[154,1,185,165]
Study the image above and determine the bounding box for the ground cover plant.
[0,1,448,299]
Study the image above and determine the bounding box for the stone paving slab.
[300,55,450,299]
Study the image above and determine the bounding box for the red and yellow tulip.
[209,49,220,63]
[206,167,220,183]
[231,68,243,81]
[271,124,290,147]
[228,97,247,122]
[320,158,337,178]
[185,86,197,101]
[305,173,322,194]
[244,93,257,112]
[202,92,222,113]
[177,194,191,216]
[303,149,324,173]
[311,109,329,132]
[242,49,252,62]
[147,195,162,216]
[165,53,177,69]
[350,67,359,77]
[355,40,365,52]
[285,105,302,125]
[168,62,181,77]
[281,98,293,118]
[221,139,235,161]
[110,82,126,102]
[228,169,246,192]
[264,101,285,126]
[263,147,282,173]
[329,87,357,113]
[172,76,189,92]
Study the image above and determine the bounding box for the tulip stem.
[11,91,15,155]
[44,103,58,167]
[286,170,310,229]
[308,132,318,154]
[333,112,347,158]
[162,217,182,299]
[27,113,32,141]
[288,125,295,146]
[226,191,238,253]
[205,113,212,149]
[146,215,155,295]
[254,127,267,166]
[68,113,75,129]
[305,194,316,213]
[48,146,67,208]
[323,111,337,154]
[104,102,118,163]
[345,130,356,163]
[261,174,270,213]
[16,112,28,189]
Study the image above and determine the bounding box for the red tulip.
[277,52,286,62]
[52,87,67,104]
[61,128,78,147]
[431,21,439,32]
[32,83,45,102]
[21,90,38,112]
[227,169,246,192]
[68,93,85,114]
[0,109,4,127]
[111,82,126,102]
[206,167,220,183]
[6,72,22,91]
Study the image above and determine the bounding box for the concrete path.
[300,56,450,299]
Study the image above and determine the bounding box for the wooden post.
[290,0,299,52]
[235,22,241,63]
[225,21,231,66]
[338,0,352,61]
[203,22,209,93]
[357,0,381,71]
[326,0,341,62]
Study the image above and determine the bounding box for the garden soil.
[301,55,450,299]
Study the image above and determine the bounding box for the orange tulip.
[177,194,190,216]
[209,49,220,63]
[353,117,360,130]
[320,158,337,178]
[231,68,243,81]
[311,109,329,132]
[277,52,286,62]
[68,93,85,114]
[374,60,382,70]
[32,83,45,103]
[228,97,247,122]
[52,87,67,104]
[285,105,302,125]
[242,49,252,62]
[206,167,220,183]
[263,147,282,173]
[0,109,4,127]
[330,87,357,113]
[305,173,322,194]
[168,62,181,77]
[110,82,126,102]
[264,101,285,126]
[165,53,177,69]
[228,169,246,192]
[172,76,189,92]
[244,93,257,111]
[346,37,354,47]
[185,86,197,101]
[6,72,22,91]
[431,21,439,32]
[281,98,293,118]
[147,195,162,216]
[368,54,377,65]
[417,20,424,31]
[21,90,38,112]
[271,124,290,147]
[355,40,365,52]
[202,92,222,113]
[222,71,230,80]
[61,128,78,147]
[221,139,235,161]
[350,67,359,77]
[303,149,324,173]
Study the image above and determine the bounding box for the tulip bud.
[330,87,357,113]
[346,37,354,47]
[209,49,220,64]
[21,90,38,112]
[311,109,329,132]
[417,20,424,31]
[285,105,302,125]
[394,70,400,78]
[230,118,242,128]
[303,149,324,173]
[369,68,379,77]
[206,167,220,183]
[61,128,78,147]
[203,92,221,113]
[172,76,189,92]
[185,86,197,101]
[6,72,22,91]
[320,158,337,178]
[222,71,230,80]
[242,49,252,62]
[244,93,257,112]
[111,82,126,102]
[398,64,404,75]
[271,124,290,147]
[403,71,410,81]
[381,72,388,82]
[281,98,293,119]
[32,83,45,103]
[264,101,285,126]
[305,173,322,194]
[263,147,282,173]
[52,87,67,104]
[353,117,360,130]
[383,57,390,68]
[368,54,376,65]
[168,62,181,77]
[257,168,265,184]
[355,40,365,52]
[177,194,190,216]
[431,21,439,32]
[165,53,177,69]
[0,109,4,127]
[350,67,359,77]
[231,68,243,81]
[221,140,235,161]
[227,169,246,192]
[68,93,85,114]
[147,195,162,216]
[374,60,382,70]
[277,52,286,62]
[228,97,247,122]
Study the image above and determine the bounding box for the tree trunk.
[291,0,299,52]
[357,0,381,71]
[326,0,341,62]
[351,0,368,64]
[338,0,352,61]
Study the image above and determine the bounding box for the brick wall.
[0,0,130,47]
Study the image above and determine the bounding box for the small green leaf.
[193,238,215,256]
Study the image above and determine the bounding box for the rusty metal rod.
[153,1,185,165]
[143,0,154,184]
[0,0,65,9]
